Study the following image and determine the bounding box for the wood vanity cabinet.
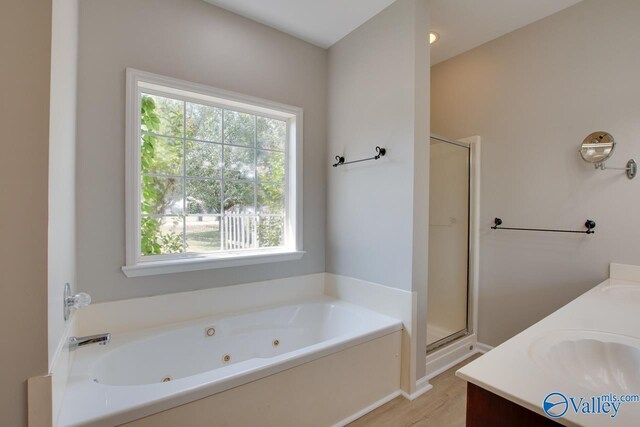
[466,383,561,426]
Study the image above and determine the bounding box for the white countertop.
[457,263,640,427]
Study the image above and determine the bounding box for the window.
[123,69,303,277]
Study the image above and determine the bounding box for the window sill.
[122,250,306,278]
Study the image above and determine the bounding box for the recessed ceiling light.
[430,31,440,44]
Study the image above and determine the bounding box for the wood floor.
[349,353,482,427]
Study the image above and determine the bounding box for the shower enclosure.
[427,135,472,352]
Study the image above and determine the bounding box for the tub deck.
[60,297,402,426]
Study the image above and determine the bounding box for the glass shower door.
[427,136,470,352]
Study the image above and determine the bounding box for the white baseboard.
[401,377,433,401]
[332,390,402,427]
[425,334,478,380]
[427,353,476,381]
[335,376,437,426]
[475,342,494,353]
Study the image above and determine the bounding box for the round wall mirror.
[580,131,615,165]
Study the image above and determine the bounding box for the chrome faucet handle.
[63,283,92,321]
[67,292,91,309]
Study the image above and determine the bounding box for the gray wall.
[0,0,51,424]
[77,0,327,302]
[327,0,430,380]
[326,0,429,292]
[431,0,640,347]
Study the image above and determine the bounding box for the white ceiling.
[429,0,583,65]
[203,0,397,48]
[204,0,583,60]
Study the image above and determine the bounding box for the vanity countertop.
[457,263,640,426]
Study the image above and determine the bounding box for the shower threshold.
[426,329,469,354]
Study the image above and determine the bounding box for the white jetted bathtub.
[60,296,402,426]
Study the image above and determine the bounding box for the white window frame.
[122,68,304,278]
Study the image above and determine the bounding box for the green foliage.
[186,103,222,141]
[257,116,286,151]
[186,179,221,214]
[140,95,184,255]
[139,93,288,254]
[257,216,284,247]
[141,217,183,255]
[224,110,255,146]
[255,145,285,246]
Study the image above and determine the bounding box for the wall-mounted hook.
[374,146,386,159]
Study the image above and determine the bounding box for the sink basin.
[530,330,640,393]
[602,284,640,303]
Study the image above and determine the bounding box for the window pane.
[222,216,257,250]
[141,176,184,215]
[223,181,255,214]
[141,216,184,256]
[186,216,221,253]
[224,145,255,180]
[224,110,255,146]
[186,140,222,178]
[141,93,183,137]
[136,83,294,258]
[257,216,284,248]
[257,117,286,151]
[256,150,285,182]
[257,183,284,214]
[141,135,183,176]
[186,102,222,142]
[186,179,221,214]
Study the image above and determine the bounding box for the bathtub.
[59,296,402,426]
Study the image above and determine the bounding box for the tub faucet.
[69,333,111,351]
